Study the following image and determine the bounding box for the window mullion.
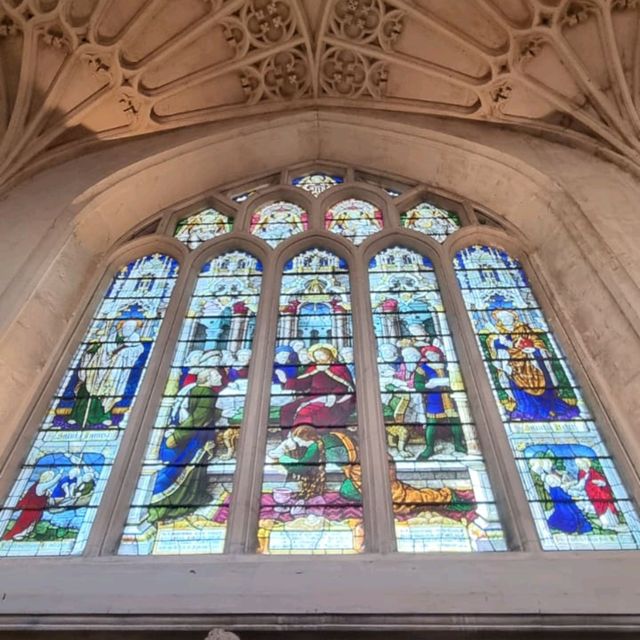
[350,254,397,553]
[223,255,280,553]
[438,243,541,552]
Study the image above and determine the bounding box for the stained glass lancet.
[325,198,383,245]
[249,201,308,248]
[258,248,363,554]
[292,173,343,197]
[0,254,179,556]
[369,247,506,552]
[455,245,640,550]
[173,209,232,250]
[119,251,262,555]
[401,202,461,243]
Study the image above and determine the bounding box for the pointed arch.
[454,244,640,551]
[257,246,363,554]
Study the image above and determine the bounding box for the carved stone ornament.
[205,630,240,640]
[242,0,296,48]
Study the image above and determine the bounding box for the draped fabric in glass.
[369,247,506,552]
[258,248,363,554]
[455,245,640,550]
[0,254,179,556]
[120,251,262,555]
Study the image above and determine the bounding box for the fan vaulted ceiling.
[1,0,640,188]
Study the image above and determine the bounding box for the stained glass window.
[120,251,262,555]
[455,245,640,551]
[174,209,232,250]
[249,201,309,248]
[0,254,178,556]
[258,248,362,554]
[369,247,506,552]
[325,198,383,245]
[401,202,461,243]
[292,173,344,197]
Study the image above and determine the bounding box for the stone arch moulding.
[1,110,640,533]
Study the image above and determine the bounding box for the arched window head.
[0,254,179,556]
[455,245,640,551]
[292,173,344,197]
[401,202,461,243]
[259,248,362,554]
[249,201,309,247]
[174,209,232,250]
[369,247,506,552]
[120,251,263,555]
[325,198,383,245]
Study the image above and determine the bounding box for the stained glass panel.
[249,201,309,248]
[259,249,362,554]
[292,173,343,197]
[401,202,461,243]
[455,245,640,550]
[174,209,232,250]
[0,254,178,556]
[119,251,262,555]
[325,198,383,246]
[369,247,506,552]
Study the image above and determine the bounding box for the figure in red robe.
[276,343,356,427]
[2,470,60,541]
[576,458,620,530]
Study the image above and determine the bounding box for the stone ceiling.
[1,0,640,188]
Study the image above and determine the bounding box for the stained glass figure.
[401,202,461,243]
[259,248,363,554]
[174,208,232,250]
[455,245,640,550]
[292,173,344,197]
[369,247,506,552]
[325,198,383,245]
[119,251,262,555]
[0,254,178,556]
[249,201,309,248]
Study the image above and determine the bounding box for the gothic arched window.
[1,165,638,557]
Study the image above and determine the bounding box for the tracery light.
[120,251,262,555]
[249,201,309,247]
[258,248,363,554]
[369,247,506,552]
[292,173,344,197]
[325,198,383,245]
[0,254,179,556]
[401,201,461,243]
[455,245,640,551]
[173,208,232,250]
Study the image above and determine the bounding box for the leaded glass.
[259,248,362,554]
[455,245,640,550]
[401,202,460,243]
[292,173,343,197]
[0,254,178,556]
[325,198,383,245]
[249,201,308,248]
[119,251,262,555]
[174,209,232,250]
[369,247,506,552]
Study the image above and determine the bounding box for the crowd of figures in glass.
[173,209,231,250]
[249,201,308,248]
[401,202,460,244]
[369,247,505,552]
[292,173,344,197]
[259,248,362,554]
[0,255,178,556]
[325,198,383,245]
[455,245,640,550]
[120,252,261,554]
